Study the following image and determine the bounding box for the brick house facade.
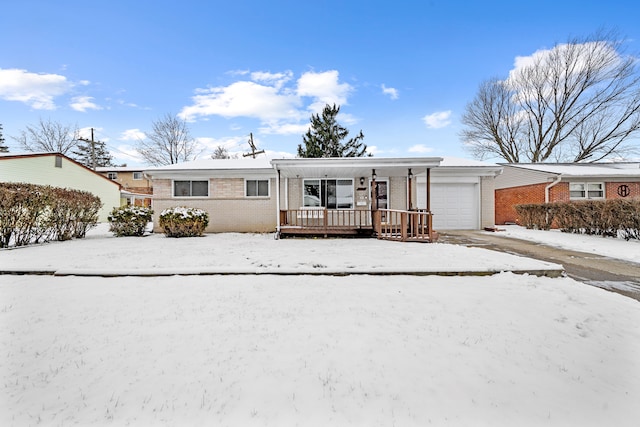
[495,163,640,225]
[145,157,502,233]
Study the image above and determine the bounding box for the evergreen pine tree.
[72,138,115,169]
[297,104,369,158]
[0,124,8,153]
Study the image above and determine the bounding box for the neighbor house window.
[108,172,117,180]
[246,179,269,197]
[303,179,353,209]
[133,172,143,180]
[569,182,604,200]
[174,180,209,197]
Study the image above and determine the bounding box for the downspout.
[545,174,562,203]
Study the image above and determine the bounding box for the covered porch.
[271,157,442,242]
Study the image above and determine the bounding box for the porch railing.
[374,209,435,242]
[280,208,372,230]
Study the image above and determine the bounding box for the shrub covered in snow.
[159,206,209,237]
[0,182,101,247]
[107,206,153,237]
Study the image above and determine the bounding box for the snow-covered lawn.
[1,225,639,426]
[1,224,562,275]
[496,225,640,265]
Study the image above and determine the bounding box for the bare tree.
[211,145,231,159]
[13,118,79,155]
[462,30,640,163]
[136,114,202,166]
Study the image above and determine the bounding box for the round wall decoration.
[617,184,630,197]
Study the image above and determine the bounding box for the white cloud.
[259,121,310,135]
[179,80,301,122]
[297,70,353,112]
[423,110,452,129]
[78,127,106,141]
[250,71,293,90]
[408,144,434,153]
[70,96,102,112]
[0,68,71,109]
[381,84,399,100]
[120,129,146,141]
[179,69,356,133]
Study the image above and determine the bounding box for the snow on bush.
[107,206,153,237]
[159,206,209,237]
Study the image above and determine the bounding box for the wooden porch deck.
[278,209,436,242]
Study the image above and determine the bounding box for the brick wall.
[495,181,640,225]
[152,178,277,233]
[606,182,640,199]
[495,183,547,225]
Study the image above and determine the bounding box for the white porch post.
[276,169,281,234]
[426,167,431,212]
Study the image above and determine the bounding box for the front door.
[372,180,388,222]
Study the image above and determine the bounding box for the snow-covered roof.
[145,157,274,172]
[272,157,443,178]
[503,163,640,177]
[439,157,499,167]
[144,157,275,179]
[96,166,147,173]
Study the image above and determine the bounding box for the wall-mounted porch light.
[359,177,365,185]
[372,169,377,180]
[408,168,413,179]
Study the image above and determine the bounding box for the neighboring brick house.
[96,166,153,207]
[494,163,640,225]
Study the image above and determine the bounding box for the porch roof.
[271,157,443,178]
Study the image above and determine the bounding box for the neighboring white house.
[144,156,502,234]
[0,152,122,222]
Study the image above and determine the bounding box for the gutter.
[545,174,562,203]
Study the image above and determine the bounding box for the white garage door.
[418,183,478,230]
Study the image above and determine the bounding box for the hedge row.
[514,198,640,240]
[0,182,102,248]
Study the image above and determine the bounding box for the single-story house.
[494,162,640,225]
[144,156,502,240]
[96,166,153,207]
[0,152,122,222]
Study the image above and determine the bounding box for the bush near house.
[515,199,640,240]
[0,182,102,248]
[159,207,209,237]
[107,206,153,237]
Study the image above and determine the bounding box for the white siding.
[494,166,556,189]
[0,155,121,221]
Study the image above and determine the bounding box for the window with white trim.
[107,172,117,180]
[173,180,209,197]
[133,172,143,180]
[303,179,353,208]
[246,179,269,197]
[569,182,604,200]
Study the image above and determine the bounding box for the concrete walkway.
[440,230,640,302]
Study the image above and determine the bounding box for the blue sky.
[1,0,639,166]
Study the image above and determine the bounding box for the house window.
[174,180,209,197]
[55,156,62,168]
[108,172,117,180]
[133,172,143,180]
[303,179,353,209]
[246,179,269,197]
[569,182,604,199]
